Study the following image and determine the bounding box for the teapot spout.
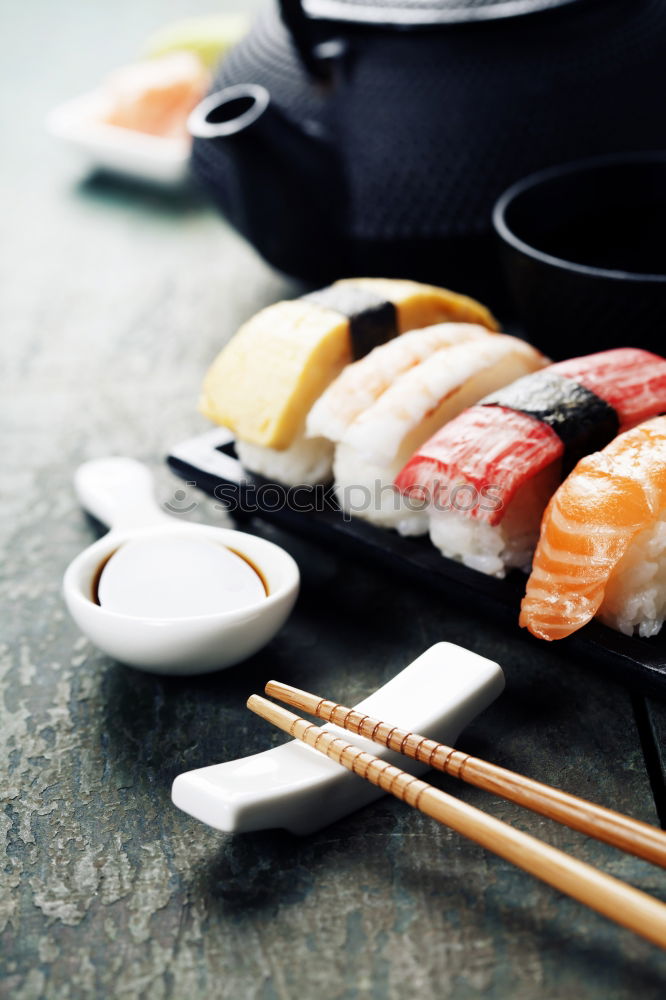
[189,84,345,280]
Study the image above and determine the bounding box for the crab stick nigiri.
[395,348,666,577]
[520,416,666,640]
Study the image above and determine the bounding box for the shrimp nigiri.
[309,330,545,531]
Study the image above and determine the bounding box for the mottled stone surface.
[2,2,666,998]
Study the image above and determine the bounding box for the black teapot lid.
[302,0,586,25]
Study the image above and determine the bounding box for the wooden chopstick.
[265,679,666,869]
[248,694,666,948]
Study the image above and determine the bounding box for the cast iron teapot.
[189,0,666,304]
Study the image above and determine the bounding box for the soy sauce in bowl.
[95,536,267,619]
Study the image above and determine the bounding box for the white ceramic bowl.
[63,458,299,675]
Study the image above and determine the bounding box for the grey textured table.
[2,2,666,997]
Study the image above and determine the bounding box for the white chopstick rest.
[171,642,504,835]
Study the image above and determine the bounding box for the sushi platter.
[167,276,666,699]
[168,427,666,699]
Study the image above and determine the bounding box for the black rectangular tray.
[168,429,666,699]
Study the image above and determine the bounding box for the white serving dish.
[47,90,191,186]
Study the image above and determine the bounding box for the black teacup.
[493,153,666,359]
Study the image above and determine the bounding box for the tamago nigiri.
[520,416,666,641]
[200,278,498,486]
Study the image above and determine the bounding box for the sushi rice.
[235,434,334,487]
[600,512,666,638]
[429,464,560,577]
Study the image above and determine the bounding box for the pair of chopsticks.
[248,681,666,949]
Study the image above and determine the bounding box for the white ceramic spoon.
[63,457,299,674]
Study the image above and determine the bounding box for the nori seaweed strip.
[304,285,398,360]
[481,371,620,473]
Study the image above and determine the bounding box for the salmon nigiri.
[520,415,666,641]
